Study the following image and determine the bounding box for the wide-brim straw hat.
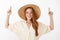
[18,4,41,20]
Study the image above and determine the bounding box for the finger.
[10,6,12,10]
[48,8,50,12]
[10,6,12,12]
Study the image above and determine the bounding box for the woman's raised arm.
[5,6,12,28]
[48,8,54,30]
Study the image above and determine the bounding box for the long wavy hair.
[24,7,38,36]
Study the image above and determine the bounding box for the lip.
[26,16,32,19]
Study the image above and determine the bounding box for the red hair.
[24,7,38,36]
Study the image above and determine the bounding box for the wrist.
[49,15,53,17]
[7,14,10,17]
[49,16,53,19]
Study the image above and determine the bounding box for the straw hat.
[18,4,41,20]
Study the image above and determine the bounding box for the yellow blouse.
[8,20,50,40]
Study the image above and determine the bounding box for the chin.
[28,18,31,20]
[27,18,32,20]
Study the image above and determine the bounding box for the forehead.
[26,8,33,12]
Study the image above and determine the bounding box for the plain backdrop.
[0,0,60,40]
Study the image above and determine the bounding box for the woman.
[5,4,54,40]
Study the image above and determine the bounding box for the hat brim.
[18,4,41,20]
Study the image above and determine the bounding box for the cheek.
[26,14,28,17]
[26,13,28,17]
[31,14,33,17]
[25,13,33,18]
[26,13,29,16]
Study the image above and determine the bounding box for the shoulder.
[14,20,26,25]
[9,20,26,26]
[37,21,45,26]
[37,21,48,29]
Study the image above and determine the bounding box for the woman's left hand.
[48,8,53,17]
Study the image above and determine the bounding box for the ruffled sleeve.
[38,22,51,36]
[8,22,19,32]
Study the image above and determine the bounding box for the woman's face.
[25,8,33,20]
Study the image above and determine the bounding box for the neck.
[26,19,32,24]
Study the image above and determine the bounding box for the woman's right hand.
[7,6,12,16]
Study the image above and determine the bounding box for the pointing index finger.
[10,6,12,10]
[48,8,50,12]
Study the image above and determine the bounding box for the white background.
[0,0,60,40]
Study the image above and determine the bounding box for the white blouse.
[8,20,50,40]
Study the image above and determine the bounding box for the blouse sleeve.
[8,23,18,32]
[38,22,51,35]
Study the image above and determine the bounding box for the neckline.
[25,21,32,30]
